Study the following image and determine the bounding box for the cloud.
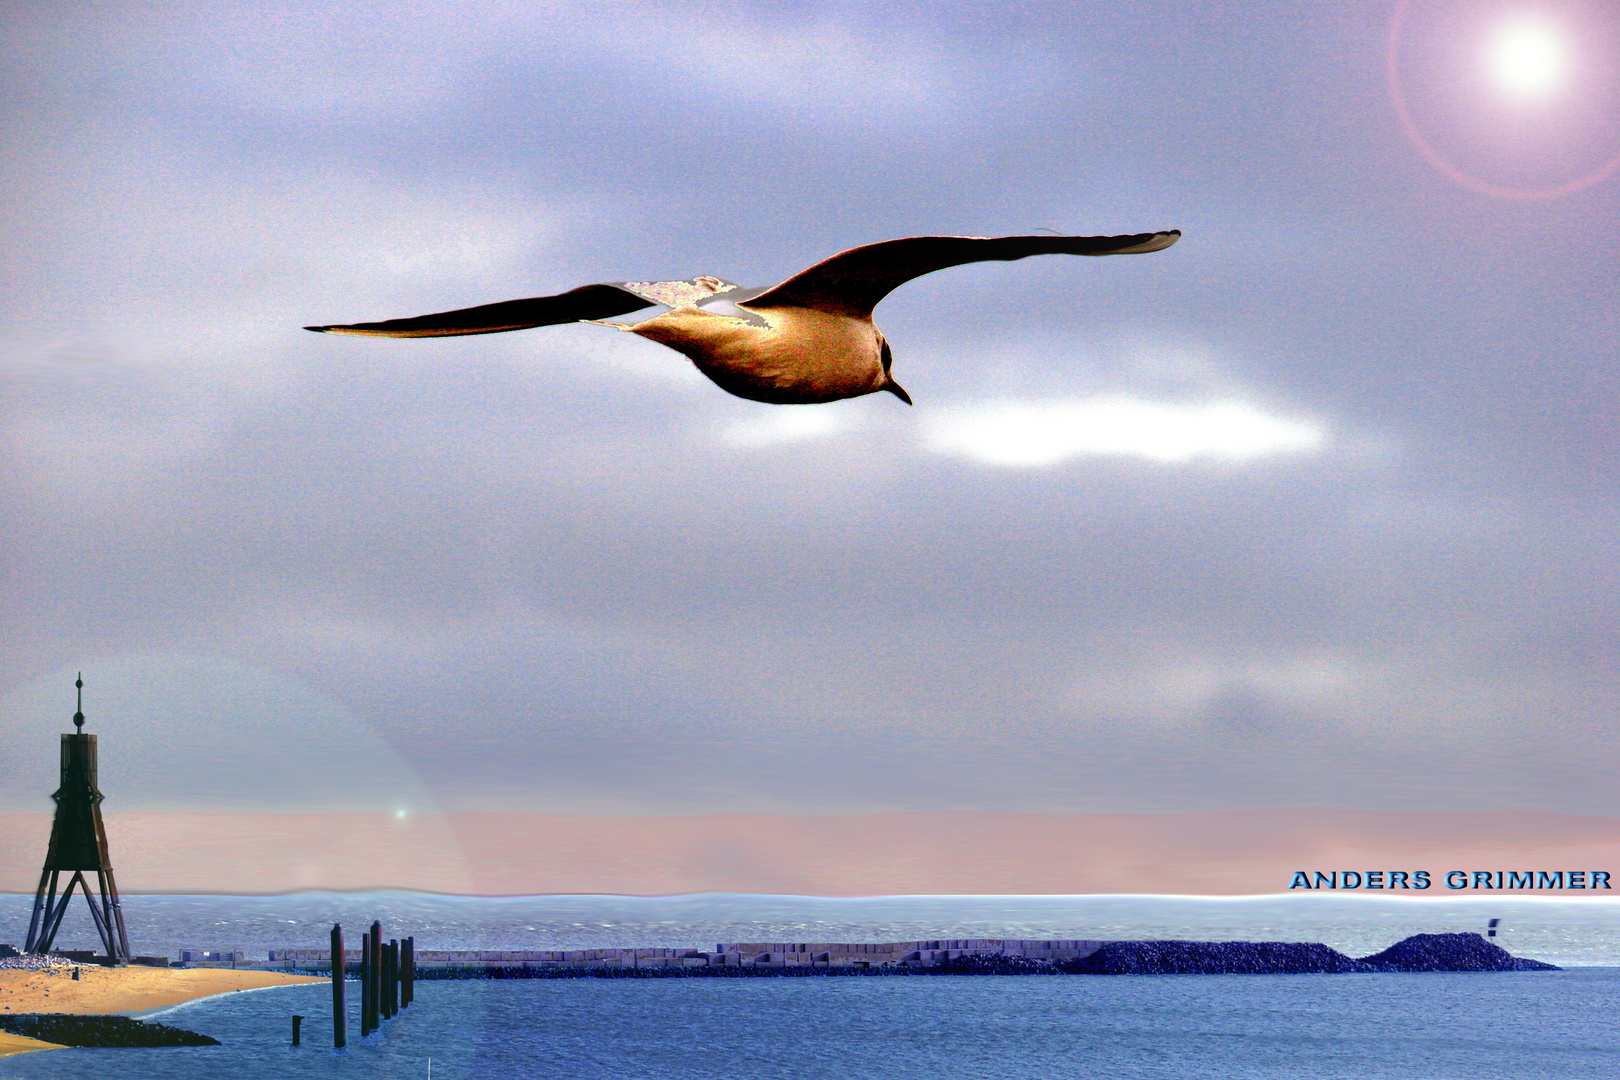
[1067,651,1354,724]
[919,395,1326,466]
[5,0,1618,834]
[720,407,850,449]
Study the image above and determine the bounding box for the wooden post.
[369,922,382,1028]
[381,939,392,1020]
[359,931,372,1036]
[402,936,413,1007]
[292,1015,303,1045]
[389,939,400,1017]
[331,924,347,1049]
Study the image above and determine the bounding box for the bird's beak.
[884,378,913,405]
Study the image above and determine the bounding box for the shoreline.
[0,966,322,1058]
[0,933,1555,1055]
[0,1030,66,1059]
[0,965,324,1018]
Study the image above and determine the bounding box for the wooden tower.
[24,674,133,963]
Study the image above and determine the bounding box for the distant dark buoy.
[1487,918,1500,938]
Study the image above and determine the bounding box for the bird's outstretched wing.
[304,283,655,338]
[743,231,1181,319]
[614,276,747,309]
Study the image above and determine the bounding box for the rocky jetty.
[1059,940,1371,975]
[289,932,1564,980]
[934,953,1062,976]
[0,1014,219,1048]
[1048,933,1556,976]
[1357,932,1558,972]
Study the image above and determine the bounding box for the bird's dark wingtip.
[304,325,331,333]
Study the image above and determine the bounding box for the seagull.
[305,231,1180,405]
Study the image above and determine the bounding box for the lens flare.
[1489,21,1567,98]
[1388,0,1620,199]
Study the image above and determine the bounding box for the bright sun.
[1489,20,1568,99]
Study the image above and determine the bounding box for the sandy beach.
[0,1030,66,1058]
[0,965,324,1056]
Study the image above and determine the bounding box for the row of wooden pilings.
[329,922,415,1048]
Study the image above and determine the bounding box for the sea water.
[5,892,1619,963]
[2,893,1617,1079]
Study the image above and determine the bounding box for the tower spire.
[73,672,84,731]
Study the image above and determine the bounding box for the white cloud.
[919,396,1326,466]
[629,17,952,123]
[72,2,966,130]
[720,406,848,448]
[1069,652,1356,723]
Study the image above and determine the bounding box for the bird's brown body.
[305,230,1180,405]
[623,304,895,404]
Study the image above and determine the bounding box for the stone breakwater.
[1062,934,1557,975]
[1063,941,1372,975]
[0,1015,218,1048]
[1354,932,1558,972]
[255,933,1554,977]
[260,938,1106,973]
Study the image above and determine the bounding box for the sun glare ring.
[1387,0,1620,200]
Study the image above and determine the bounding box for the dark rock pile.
[1049,933,1557,975]
[1059,940,1371,975]
[1357,933,1558,972]
[0,1014,219,1048]
[934,953,1059,976]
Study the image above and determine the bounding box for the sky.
[3,1,1618,892]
